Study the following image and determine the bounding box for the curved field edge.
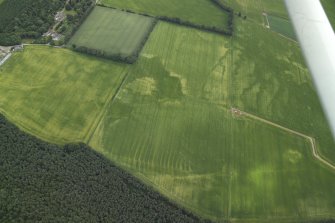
[2,96,335,222]
[0,114,208,223]
[90,101,335,221]
[88,22,335,221]
[0,4,333,221]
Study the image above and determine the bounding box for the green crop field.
[267,14,296,41]
[0,46,129,144]
[88,21,335,221]
[322,0,335,29]
[89,22,231,218]
[99,0,230,30]
[1,0,335,222]
[224,0,335,165]
[69,6,155,57]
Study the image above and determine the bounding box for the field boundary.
[69,6,158,64]
[0,108,82,145]
[85,71,130,144]
[231,108,335,171]
[96,3,234,36]
[116,164,228,222]
[63,0,96,44]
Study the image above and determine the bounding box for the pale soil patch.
[142,53,155,59]
[170,72,188,95]
[284,150,303,164]
[126,77,157,96]
[219,45,229,57]
[159,98,182,107]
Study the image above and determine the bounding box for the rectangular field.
[69,6,156,58]
[99,0,230,30]
[0,45,129,144]
[267,14,296,40]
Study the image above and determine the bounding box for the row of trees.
[131,20,158,62]
[0,0,66,46]
[97,1,234,36]
[72,19,157,63]
[210,0,234,34]
[0,114,211,222]
[158,16,232,36]
[72,45,138,63]
[61,0,95,44]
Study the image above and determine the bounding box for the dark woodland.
[0,115,211,223]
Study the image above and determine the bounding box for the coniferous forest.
[0,115,210,223]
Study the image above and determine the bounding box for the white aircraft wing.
[284,0,335,139]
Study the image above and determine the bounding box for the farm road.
[232,108,335,171]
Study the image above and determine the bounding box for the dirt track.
[232,107,335,171]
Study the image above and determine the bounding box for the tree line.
[0,114,211,223]
[71,19,157,64]
[157,16,232,36]
[61,0,95,44]
[97,1,234,36]
[209,0,234,34]
[0,0,66,46]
